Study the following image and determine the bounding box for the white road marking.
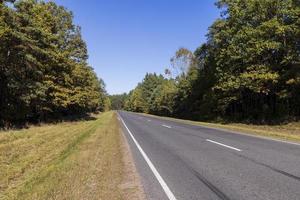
[162,124,172,129]
[130,111,300,147]
[206,139,242,152]
[118,115,177,200]
[180,122,300,147]
[147,119,151,122]
[260,137,300,146]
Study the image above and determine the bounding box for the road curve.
[118,111,300,200]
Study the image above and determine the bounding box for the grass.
[0,111,142,200]
[139,113,300,143]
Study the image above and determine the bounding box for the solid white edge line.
[203,126,300,147]
[206,139,242,152]
[118,114,177,200]
[260,137,300,146]
[162,124,172,129]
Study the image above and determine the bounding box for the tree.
[209,0,300,121]
[109,93,128,110]
[125,87,148,112]
[0,0,108,127]
[149,79,177,116]
[125,0,300,123]
[167,47,195,78]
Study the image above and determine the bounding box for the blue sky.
[54,0,220,94]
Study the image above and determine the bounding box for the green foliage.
[208,0,300,122]
[125,0,300,123]
[0,0,108,127]
[125,86,148,113]
[109,93,128,110]
[124,73,173,115]
[149,79,177,116]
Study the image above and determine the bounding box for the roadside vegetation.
[109,93,128,110]
[0,112,143,200]
[0,0,110,128]
[123,0,300,124]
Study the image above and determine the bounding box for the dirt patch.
[119,126,146,200]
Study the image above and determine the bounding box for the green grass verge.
[0,111,126,200]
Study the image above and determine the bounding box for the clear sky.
[54,0,220,95]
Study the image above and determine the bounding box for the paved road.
[118,111,300,200]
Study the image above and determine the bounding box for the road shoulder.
[119,122,146,200]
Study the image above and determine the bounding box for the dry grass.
[139,113,300,143]
[0,111,143,200]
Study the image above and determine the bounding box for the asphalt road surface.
[118,111,300,200]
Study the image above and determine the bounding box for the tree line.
[109,93,128,110]
[0,0,110,128]
[124,0,300,123]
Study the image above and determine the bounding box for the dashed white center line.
[206,139,242,152]
[162,124,172,129]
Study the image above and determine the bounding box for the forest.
[0,0,110,128]
[124,0,300,123]
[1,0,299,127]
